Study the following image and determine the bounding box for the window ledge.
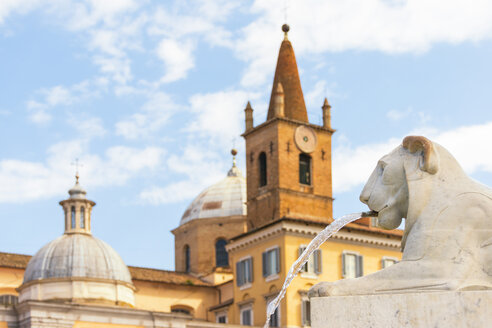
[300,272,318,280]
[265,274,279,282]
[239,283,252,291]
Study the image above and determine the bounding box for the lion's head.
[359,136,440,230]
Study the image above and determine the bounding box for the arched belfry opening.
[259,152,267,187]
[299,153,311,185]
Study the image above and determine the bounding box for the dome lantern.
[59,175,95,235]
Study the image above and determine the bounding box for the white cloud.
[333,121,492,193]
[156,38,195,83]
[0,0,41,25]
[115,92,179,140]
[0,139,165,203]
[236,0,492,87]
[139,144,226,205]
[386,107,431,124]
[333,137,400,193]
[68,116,107,138]
[26,80,102,124]
[186,90,260,146]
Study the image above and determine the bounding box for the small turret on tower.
[244,101,254,131]
[322,97,332,129]
[273,83,285,117]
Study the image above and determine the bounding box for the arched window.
[71,206,76,229]
[299,154,311,185]
[80,206,85,229]
[184,245,190,273]
[215,239,228,267]
[259,152,267,187]
[171,305,193,316]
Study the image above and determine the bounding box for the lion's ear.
[402,136,439,174]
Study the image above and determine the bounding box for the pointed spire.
[267,25,308,123]
[244,101,254,131]
[322,97,332,129]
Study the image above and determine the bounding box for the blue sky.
[1,0,491,270]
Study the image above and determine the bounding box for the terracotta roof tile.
[128,266,213,287]
[0,252,31,269]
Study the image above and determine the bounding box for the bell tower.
[242,25,335,230]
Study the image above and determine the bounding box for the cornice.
[242,116,335,138]
[226,220,401,253]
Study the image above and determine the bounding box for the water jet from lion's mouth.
[263,212,366,328]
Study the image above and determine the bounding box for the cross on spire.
[71,158,84,183]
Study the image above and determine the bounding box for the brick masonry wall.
[244,118,333,230]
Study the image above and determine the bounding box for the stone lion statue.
[310,136,492,297]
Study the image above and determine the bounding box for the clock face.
[294,126,317,153]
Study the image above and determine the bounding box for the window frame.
[259,152,267,187]
[215,311,228,324]
[80,206,85,229]
[342,251,363,278]
[262,246,280,280]
[170,305,193,316]
[236,256,254,289]
[240,304,253,326]
[215,238,229,268]
[266,297,281,328]
[299,153,312,185]
[301,297,311,327]
[184,245,191,273]
[71,206,76,229]
[381,256,398,269]
[299,245,322,277]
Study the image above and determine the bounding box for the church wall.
[244,121,281,229]
[173,217,246,274]
[0,267,23,296]
[276,121,333,223]
[133,280,218,320]
[73,322,144,328]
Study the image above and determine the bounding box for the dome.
[19,178,135,307]
[23,234,132,284]
[180,166,247,226]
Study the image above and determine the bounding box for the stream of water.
[263,212,373,328]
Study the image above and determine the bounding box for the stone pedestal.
[311,290,492,328]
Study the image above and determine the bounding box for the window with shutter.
[314,249,322,274]
[299,246,307,272]
[263,247,280,278]
[301,299,311,326]
[240,307,253,326]
[300,245,320,275]
[356,255,364,277]
[342,252,357,278]
[237,257,253,287]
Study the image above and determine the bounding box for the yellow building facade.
[0,25,402,328]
